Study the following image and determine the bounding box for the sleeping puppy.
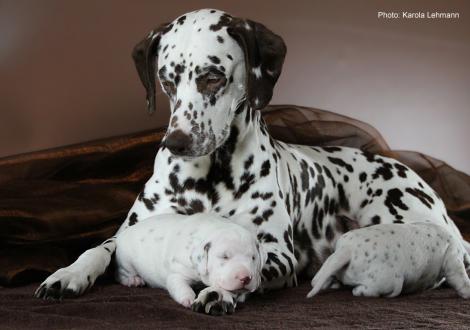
[115,213,267,309]
[307,222,470,298]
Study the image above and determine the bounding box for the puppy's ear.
[132,23,172,114]
[227,18,286,110]
[192,241,211,279]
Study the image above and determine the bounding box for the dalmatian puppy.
[307,223,470,298]
[35,9,470,315]
[115,213,266,312]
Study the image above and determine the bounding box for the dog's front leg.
[259,233,298,290]
[35,238,116,299]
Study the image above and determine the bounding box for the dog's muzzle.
[163,129,193,156]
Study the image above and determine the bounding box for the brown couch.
[1,105,470,328]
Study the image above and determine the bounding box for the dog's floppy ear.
[132,23,172,114]
[192,241,211,281]
[227,18,287,110]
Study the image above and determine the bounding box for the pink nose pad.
[239,276,252,285]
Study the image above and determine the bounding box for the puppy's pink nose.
[239,276,251,285]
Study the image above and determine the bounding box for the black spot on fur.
[337,184,350,211]
[360,199,369,208]
[138,191,160,211]
[323,146,342,153]
[253,216,264,225]
[258,232,278,243]
[372,162,394,181]
[394,163,408,178]
[405,187,434,209]
[208,55,221,64]
[129,212,138,226]
[311,204,321,239]
[174,64,185,74]
[328,157,354,173]
[322,166,336,187]
[263,209,274,221]
[244,155,254,169]
[177,15,186,25]
[300,160,310,191]
[266,253,287,276]
[283,227,294,252]
[384,188,409,217]
[260,160,271,177]
[209,13,232,31]
[359,172,367,183]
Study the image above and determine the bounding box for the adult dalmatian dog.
[35,9,470,314]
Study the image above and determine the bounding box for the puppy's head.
[192,225,267,292]
[132,9,286,157]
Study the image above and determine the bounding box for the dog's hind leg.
[443,241,470,299]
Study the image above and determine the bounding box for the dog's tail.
[306,248,351,298]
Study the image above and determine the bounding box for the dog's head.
[133,9,286,157]
[192,224,267,292]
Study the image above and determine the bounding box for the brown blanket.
[1,105,470,326]
[2,282,470,329]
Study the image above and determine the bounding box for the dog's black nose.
[163,130,192,155]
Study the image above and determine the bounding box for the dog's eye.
[207,74,222,84]
[252,255,256,261]
[196,71,227,95]
[161,81,176,96]
[206,74,226,89]
[221,254,230,260]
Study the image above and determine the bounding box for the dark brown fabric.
[1,105,469,288]
[1,282,470,329]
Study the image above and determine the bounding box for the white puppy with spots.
[307,223,470,298]
[115,213,266,310]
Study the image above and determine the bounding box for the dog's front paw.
[34,267,94,300]
[191,287,236,316]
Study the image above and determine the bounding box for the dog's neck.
[214,103,270,161]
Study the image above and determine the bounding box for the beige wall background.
[1,0,469,173]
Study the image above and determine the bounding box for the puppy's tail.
[306,248,351,298]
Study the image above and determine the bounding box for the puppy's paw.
[352,285,367,297]
[352,284,380,297]
[34,267,94,300]
[191,287,236,316]
[179,296,195,308]
[121,275,145,287]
